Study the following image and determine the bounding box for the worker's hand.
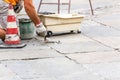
[36,23,47,37]
[4,0,19,5]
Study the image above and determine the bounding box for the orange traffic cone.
[0,4,26,48]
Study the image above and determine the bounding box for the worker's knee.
[0,28,6,41]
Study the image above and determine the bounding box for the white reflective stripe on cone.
[5,34,20,41]
[8,9,16,16]
[7,22,17,28]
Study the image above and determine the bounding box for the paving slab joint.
[65,56,79,64]
[91,18,120,31]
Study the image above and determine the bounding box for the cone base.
[0,43,27,49]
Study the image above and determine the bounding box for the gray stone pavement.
[0,2,120,80]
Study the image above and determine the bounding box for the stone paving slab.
[0,48,63,61]
[0,39,63,61]
[46,34,113,54]
[1,57,105,80]
[94,13,120,30]
[81,20,120,48]
[0,64,22,80]
[66,51,120,64]
[83,62,120,80]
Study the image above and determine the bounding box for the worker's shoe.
[36,23,47,37]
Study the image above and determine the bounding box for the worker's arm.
[24,0,47,37]
[24,0,41,26]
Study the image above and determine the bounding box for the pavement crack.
[65,56,79,64]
